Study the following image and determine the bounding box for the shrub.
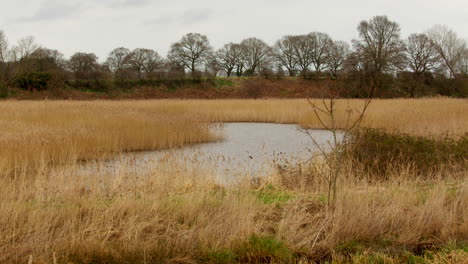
[347,128,468,178]
[66,79,115,92]
[0,83,7,98]
[16,72,51,91]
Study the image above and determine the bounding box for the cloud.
[13,0,86,23]
[10,0,152,24]
[145,8,213,27]
[181,8,213,25]
[146,14,175,25]
[102,0,151,8]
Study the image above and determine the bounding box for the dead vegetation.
[0,99,467,263]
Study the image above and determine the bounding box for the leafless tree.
[427,25,467,78]
[141,49,164,79]
[128,49,146,80]
[205,54,221,77]
[168,33,213,75]
[105,47,131,73]
[235,45,248,77]
[302,82,373,207]
[327,40,350,78]
[0,32,40,94]
[68,52,100,80]
[128,48,163,80]
[458,48,468,76]
[309,32,333,76]
[0,30,15,94]
[352,15,406,90]
[216,43,242,77]
[406,33,440,76]
[13,36,39,60]
[273,35,298,77]
[29,48,67,71]
[292,35,314,78]
[239,37,272,75]
[0,31,7,61]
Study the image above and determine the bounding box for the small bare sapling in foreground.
[302,82,373,207]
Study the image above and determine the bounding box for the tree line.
[1,15,467,97]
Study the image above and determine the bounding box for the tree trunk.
[191,61,196,76]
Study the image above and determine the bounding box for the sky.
[1,0,467,62]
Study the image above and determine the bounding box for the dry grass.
[167,98,467,137]
[0,159,466,263]
[1,98,466,174]
[0,98,467,263]
[0,100,218,175]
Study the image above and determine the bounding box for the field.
[0,98,467,263]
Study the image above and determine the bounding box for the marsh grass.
[0,99,467,263]
[0,101,218,176]
[346,128,468,178]
[0,156,466,263]
[1,98,466,177]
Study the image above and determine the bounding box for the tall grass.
[0,158,466,263]
[173,98,468,137]
[346,128,468,177]
[0,98,467,263]
[2,98,466,175]
[0,101,217,176]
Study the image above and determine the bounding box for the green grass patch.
[236,235,294,263]
[253,184,293,205]
[214,78,234,89]
[199,249,237,264]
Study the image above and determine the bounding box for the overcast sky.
[1,0,467,61]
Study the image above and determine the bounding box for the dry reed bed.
[0,161,466,263]
[146,98,467,137]
[0,98,467,263]
[1,98,466,174]
[0,101,217,175]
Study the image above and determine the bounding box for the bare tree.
[458,48,468,76]
[327,40,350,78]
[352,15,406,90]
[0,31,7,61]
[0,30,15,94]
[0,32,41,94]
[293,34,314,78]
[7,36,41,78]
[105,47,131,73]
[13,36,39,60]
[273,35,298,77]
[309,32,333,76]
[29,48,67,71]
[235,45,248,77]
[406,33,440,76]
[68,52,100,80]
[398,33,441,97]
[205,54,221,77]
[141,49,164,79]
[427,25,466,78]
[216,43,242,77]
[128,48,153,80]
[239,37,272,75]
[168,33,213,75]
[302,82,373,207]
